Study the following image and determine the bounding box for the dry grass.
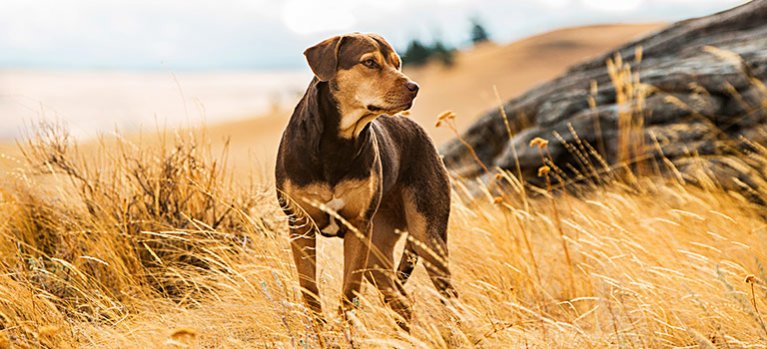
[3,53,767,348]
[2,125,767,348]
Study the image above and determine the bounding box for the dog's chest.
[282,176,379,236]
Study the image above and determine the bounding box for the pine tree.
[470,17,490,45]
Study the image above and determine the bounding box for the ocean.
[0,69,312,140]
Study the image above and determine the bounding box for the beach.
[0,69,311,140]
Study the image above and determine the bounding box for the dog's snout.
[405,81,420,95]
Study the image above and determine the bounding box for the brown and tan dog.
[275,33,456,329]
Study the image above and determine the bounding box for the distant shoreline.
[0,69,312,141]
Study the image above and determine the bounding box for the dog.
[275,33,456,329]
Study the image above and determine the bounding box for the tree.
[401,38,455,67]
[402,39,430,66]
[470,17,490,45]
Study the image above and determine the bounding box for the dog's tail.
[396,239,418,284]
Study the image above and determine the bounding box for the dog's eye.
[362,59,379,69]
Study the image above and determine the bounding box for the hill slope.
[405,23,663,144]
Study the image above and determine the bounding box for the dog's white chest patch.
[322,196,346,236]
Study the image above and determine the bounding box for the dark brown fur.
[275,33,456,330]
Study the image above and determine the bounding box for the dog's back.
[371,115,450,211]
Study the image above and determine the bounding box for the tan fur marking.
[282,181,330,228]
[333,174,378,220]
[402,189,447,267]
[402,190,427,241]
[282,175,379,231]
[360,52,377,62]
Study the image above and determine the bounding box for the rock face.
[441,0,767,198]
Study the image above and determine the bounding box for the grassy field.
[1,117,767,348]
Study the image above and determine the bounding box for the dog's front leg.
[340,219,372,315]
[289,225,323,319]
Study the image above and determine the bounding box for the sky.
[0,0,748,70]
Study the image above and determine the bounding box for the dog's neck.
[314,79,376,144]
[288,79,377,182]
[336,107,379,140]
[323,84,380,140]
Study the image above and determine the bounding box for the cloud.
[581,0,644,12]
[282,0,357,35]
[539,0,573,9]
[0,0,747,69]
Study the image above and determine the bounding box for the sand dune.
[202,23,663,167]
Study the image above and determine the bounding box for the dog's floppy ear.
[304,36,345,82]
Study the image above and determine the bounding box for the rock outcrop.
[441,0,767,198]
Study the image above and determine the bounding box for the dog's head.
[304,33,418,137]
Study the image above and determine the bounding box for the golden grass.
[2,125,767,348]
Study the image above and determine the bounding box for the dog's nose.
[406,81,419,95]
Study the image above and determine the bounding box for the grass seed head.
[435,110,456,127]
[529,137,549,149]
[538,165,551,177]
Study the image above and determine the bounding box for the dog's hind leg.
[396,239,418,284]
[403,189,458,300]
[366,212,412,330]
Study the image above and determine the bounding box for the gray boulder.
[441,0,767,199]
